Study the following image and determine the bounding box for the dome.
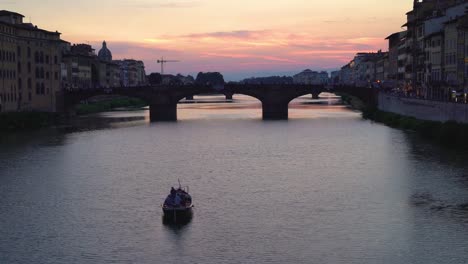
[98,41,112,62]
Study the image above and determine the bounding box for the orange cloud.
[88,29,388,80]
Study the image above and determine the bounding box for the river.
[1,94,468,264]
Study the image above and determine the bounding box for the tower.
[98,41,112,62]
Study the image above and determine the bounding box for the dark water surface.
[1,94,468,264]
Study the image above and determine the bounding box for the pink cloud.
[86,29,388,80]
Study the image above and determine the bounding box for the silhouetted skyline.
[4,0,412,80]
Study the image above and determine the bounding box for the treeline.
[76,98,147,115]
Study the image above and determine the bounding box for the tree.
[148,73,162,85]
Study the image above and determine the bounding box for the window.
[17,62,21,73]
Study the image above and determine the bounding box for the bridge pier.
[225,93,233,100]
[150,103,177,122]
[262,102,288,120]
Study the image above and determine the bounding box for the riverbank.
[363,108,468,147]
[340,92,468,148]
[0,97,147,131]
[378,93,468,123]
[76,97,147,115]
[0,112,59,131]
[338,93,366,111]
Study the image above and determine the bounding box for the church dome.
[98,41,112,62]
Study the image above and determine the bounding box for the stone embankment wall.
[378,93,468,123]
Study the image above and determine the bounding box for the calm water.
[1,94,468,264]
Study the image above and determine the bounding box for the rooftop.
[0,10,25,18]
[385,31,406,40]
[0,20,61,35]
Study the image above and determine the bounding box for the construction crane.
[157,57,180,75]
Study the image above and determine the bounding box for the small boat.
[162,181,194,221]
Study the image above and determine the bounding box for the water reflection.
[2,94,468,264]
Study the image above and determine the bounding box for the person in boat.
[164,196,173,206]
[165,187,177,206]
[174,192,182,207]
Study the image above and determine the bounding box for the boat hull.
[162,205,194,220]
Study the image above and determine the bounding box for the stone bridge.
[58,84,325,121]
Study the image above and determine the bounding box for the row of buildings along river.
[0,10,147,113]
[332,0,468,102]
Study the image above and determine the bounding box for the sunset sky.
[3,0,412,80]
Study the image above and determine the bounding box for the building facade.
[386,31,407,83]
[335,1,468,102]
[61,42,121,90]
[115,59,147,87]
[293,69,328,85]
[0,10,65,112]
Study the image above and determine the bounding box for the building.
[339,64,353,85]
[97,41,112,62]
[385,31,407,83]
[61,44,95,90]
[445,19,460,87]
[97,41,119,88]
[401,0,468,95]
[61,42,121,90]
[424,31,445,98]
[293,69,328,85]
[454,15,468,95]
[115,59,147,87]
[351,52,387,87]
[332,0,468,99]
[103,61,120,88]
[376,53,389,82]
[330,71,340,84]
[460,15,468,95]
[0,10,66,112]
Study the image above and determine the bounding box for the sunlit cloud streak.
[17,0,410,80]
[122,29,387,79]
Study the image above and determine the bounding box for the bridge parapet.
[61,84,326,121]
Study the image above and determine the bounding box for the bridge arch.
[61,84,325,121]
[151,86,265,121]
